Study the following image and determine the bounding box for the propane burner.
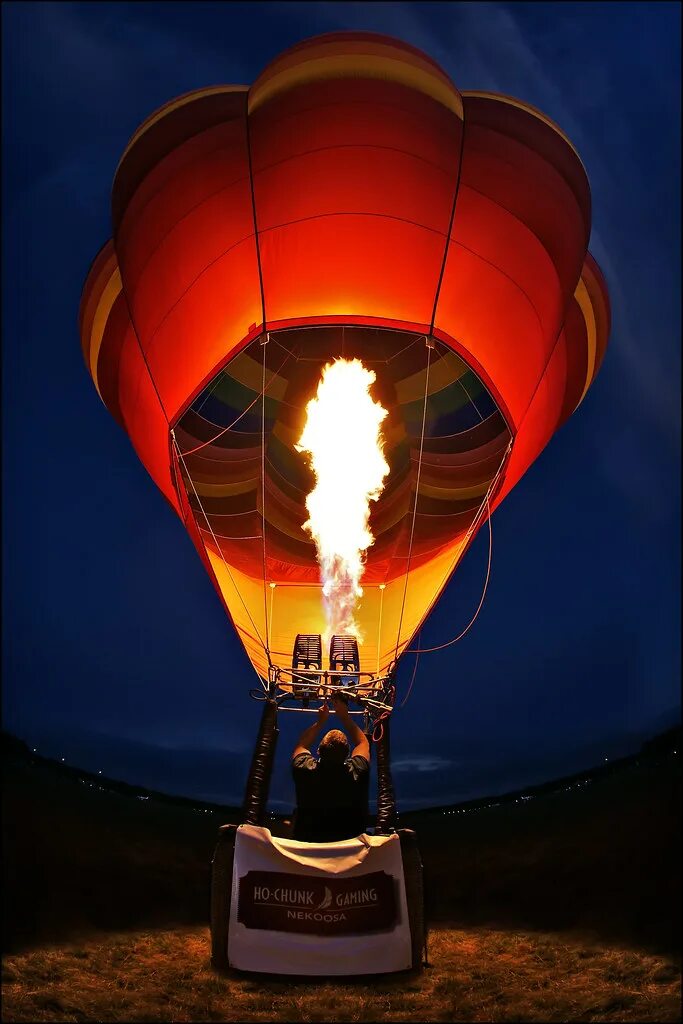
[256,633,393,720]
[329,635,360,674]
[329,634,360,692]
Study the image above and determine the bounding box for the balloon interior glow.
[295,359,389,643]
[79,30,610,684]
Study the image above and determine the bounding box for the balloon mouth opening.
[173,322,512,590]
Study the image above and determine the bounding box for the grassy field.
[2,734,680,1022]
[2,924,680,1022]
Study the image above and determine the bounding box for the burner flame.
[295,358,389,642]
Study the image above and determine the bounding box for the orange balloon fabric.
[80,32,609,681]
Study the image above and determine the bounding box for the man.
[291,693,370,843]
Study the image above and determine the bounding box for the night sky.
[2,2,680,810]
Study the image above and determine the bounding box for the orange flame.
[295,358,389,642]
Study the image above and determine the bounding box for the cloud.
[393,755,454,774]
[280,1,680,452]
[4,0,678,807]
[16,1,249,89]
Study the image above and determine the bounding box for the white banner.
[227,825,412,975]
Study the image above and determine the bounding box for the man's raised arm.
[332,695,370,761]
[292,702,329,760]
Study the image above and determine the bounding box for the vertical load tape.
[375,718,397,834]
[242,699,279,825]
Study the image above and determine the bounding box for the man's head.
[318,729,349,765]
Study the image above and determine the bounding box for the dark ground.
[3,729,680,957]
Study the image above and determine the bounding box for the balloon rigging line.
[385,333,429,363]
[268,335,300,359]
[193,368,228,414]
[428,112,467,336]
[392,338,433,664]
[192,384,304,427]
[389,114,470,685]
[173,435,270,674]
[116,274,171,427]
[257,325,425,365]
[396,440,509,708]
[177,327,504,678]
[245,111,268,334]
[399,632,421,710]
[517,312,570,436]
[245,112,270,668]
[404,441,510,658]
[428,412,501,442]
[260,334,271,661]
[376,583,386,675]
[407,496,492,659]
[184,328,437,461]
[398,486,494,710]
[197,528,263,541]
[456,375,485,422]
[397,475,493,708]
[177,347,292,456]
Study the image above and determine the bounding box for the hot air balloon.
[80,32,608,702]
[79,29,609,975]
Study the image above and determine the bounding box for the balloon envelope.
[79,32,609,680]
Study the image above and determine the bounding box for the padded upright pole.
[242,699,279,826]
[375,718,397,834]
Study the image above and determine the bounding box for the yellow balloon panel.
[208,532,470,681]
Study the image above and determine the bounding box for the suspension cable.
[457,373,485,422]
[371,683,396,743]
[173,434,270,670]
[193,367,226,415]
[376,585,386,674]
[406,496,493,656]
[404,440,511,656]
[398,632,421,709]
[397,497,492,710]
[395,442,511,709]
[392,338,433,662]
[177,347,292,457]
[260,333,271,662]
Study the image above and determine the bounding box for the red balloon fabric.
[80,32,610,680]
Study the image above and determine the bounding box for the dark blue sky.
[2,2,680,810]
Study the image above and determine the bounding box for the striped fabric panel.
[248,32,463,118]
[174,326,511,586]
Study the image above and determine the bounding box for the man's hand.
[332,693,370,762]
[292,701,329,760]
[317,701,330,725]
[332,692,350,713]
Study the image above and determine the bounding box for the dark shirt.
[291,752,370,843]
